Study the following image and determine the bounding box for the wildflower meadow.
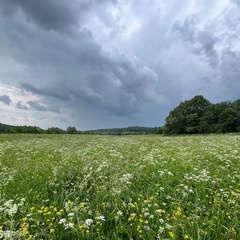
[0,134,239,239]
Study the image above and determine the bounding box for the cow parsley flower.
[96,215,105,221]
[68,212,74,217]
[85,219,93,226]
[64,222,74,230]
[59,218,66,224]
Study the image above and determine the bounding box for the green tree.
[218,108,240,133]
[67,126,77,134]
[163,95,212,135]
[199,108,215,133]
[163,102,186,134]
[47,127,65,134]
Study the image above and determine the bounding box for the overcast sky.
[0,0,240,130]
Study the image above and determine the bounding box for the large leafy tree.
[67,126,77,134]
[162,102,186,135]
[199,108,215,133]
[163,95,212,134]
[218,107,240,133]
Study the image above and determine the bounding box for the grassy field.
[0,134,239,239]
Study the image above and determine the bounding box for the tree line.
[87,126,162,135]
[0,124,79,134]
[0,123,162,135]
[163,95,240,135]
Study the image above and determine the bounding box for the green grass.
[0,134,239,239]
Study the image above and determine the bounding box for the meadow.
[0,134,239,239]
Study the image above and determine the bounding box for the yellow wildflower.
[79,225,84,230]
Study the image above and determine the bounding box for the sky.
[0,0,240,130]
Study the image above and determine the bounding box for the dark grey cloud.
[197,29,219,68]
[27,100,47,111]
[172,14,199,43]
[0,0,117,33]
[0,0,81,32]
[0,95,11,105]
[16,100,48,111]
[20,50,161,116]
[21,82,71,101]
[16,102,29,110]
[172,15,219,68]
[220,49,240,98]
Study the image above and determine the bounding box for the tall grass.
[0,134,239,239]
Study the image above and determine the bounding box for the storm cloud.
[0,0,239,130]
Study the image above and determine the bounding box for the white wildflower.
[85,218,93,226]
[166,195,172,200]
[156,209,162,214]
[158,226,164,233]
[5,204,18,216]
[143,226,150,230]
[165,223,172,229]
[96,215,106,221]
[64,222,74,229]
[59,218,66,224]
[188,189,194,193]
[159,218,164,224]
